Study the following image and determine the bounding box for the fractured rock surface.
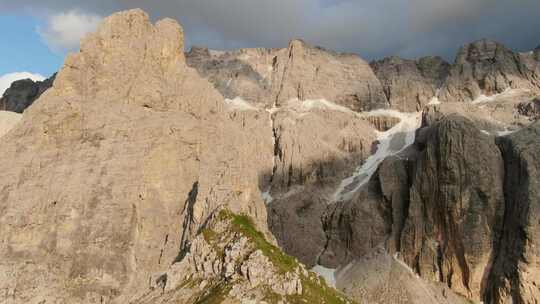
[371,56,449,112]
[485,121,540,303]
[187,40,389,111]
[0,9,274,303]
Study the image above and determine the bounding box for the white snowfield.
[224,97,260,111]
[471,88,524,104]
[0,111,22,138]
[333,110,421,202]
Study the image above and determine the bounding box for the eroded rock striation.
[187,40,389,111]
[0,9,275,303]
[371,56,450,111]
[485,121,540,303]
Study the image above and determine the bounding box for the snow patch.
[333,111,421,202]
[299,98,355,114]
[0,72,46,96]
[311,265,337,288]
[471,88,520,104]
[224,97,259,111]
[480,130,491,135]
[497,129,516,136]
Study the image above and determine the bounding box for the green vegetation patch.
[219,209,298,273]
[216,209,355,304]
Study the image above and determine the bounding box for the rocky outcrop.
[400,115,505,301]
[132,210,354,303]
[187,41,389,111]
[315,114,515,303]
[371,56,449,111]
[516,97,540,121]
[0,74,55,113]
[186,47,275,106]
[439,39,540,102]
[485,121,540,304]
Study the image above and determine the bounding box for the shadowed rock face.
[187,40,389,111]
[439,39,540,102]
[485,121,540,304]
[0,74,55,113]
[371,56,450,112]
[400,115,505,301]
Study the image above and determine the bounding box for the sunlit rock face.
[0,9,276,303]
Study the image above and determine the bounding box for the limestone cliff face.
[485,121,540,304]
[400,116,505,301]
[0,9,274,303]
[371,56,450,112]
[187,40,389,111]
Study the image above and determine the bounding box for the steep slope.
[485,121,540,303]
[0,9,274,303]
[0,74,55,113]
[400,115,505,301]
[132,209,355,303]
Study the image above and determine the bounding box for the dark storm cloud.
[2,0,539,61]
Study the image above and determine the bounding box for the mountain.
[0,8,539,304]
[0,74,55,113]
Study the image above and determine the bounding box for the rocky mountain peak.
[440,39,540,102]
[455,39,511,64]
[0,74,55,113]
[370,55,449,111]
[56,9,187,108]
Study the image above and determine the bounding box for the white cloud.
[0,72,46,96]
[38,10,102,53]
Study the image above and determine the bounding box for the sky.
[1,0,540,90]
